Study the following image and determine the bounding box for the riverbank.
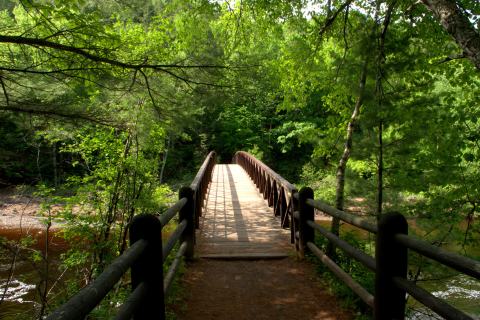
[0,186,65,231]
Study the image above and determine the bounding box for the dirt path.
[177,257,353,320]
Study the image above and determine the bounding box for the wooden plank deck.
[196,164,291,259]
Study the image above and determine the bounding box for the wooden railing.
[233,151,296,230]
[47,151,216,320]
[235,151,480,320]
[191,151,216,228]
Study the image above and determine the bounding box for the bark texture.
[330,59,369,245]
[421,0,480,70]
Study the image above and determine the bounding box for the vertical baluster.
[261,171,266,194]
[264,177,271,201]
[280,189,289,228]
[273,183,279,216]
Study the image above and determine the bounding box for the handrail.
[307,241,375,307]
[190,151,216,191]
[47,152,217,320]
[234,151,295,191]
[305,197,378,233]
[394,233,480,279]
[191,151,216,228]
[306,219,376,271]
[47,239,148,320]
[298,188,480,320]
[234,151,296,229]
[239,152,479,320]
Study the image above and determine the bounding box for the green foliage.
[311,230,374,318]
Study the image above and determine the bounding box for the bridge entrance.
[179,164,352,320]
[197,164,290,259]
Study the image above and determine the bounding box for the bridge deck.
[196,164,291,259]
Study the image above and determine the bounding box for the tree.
[421,0,480,70]
[0,0,227,125]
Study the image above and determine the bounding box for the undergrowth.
[308,230,375,319]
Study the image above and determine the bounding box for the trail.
[176,164,352,319]
[178,257,353,320]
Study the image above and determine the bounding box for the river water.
[407,273,480,319]
[0,227,69,319]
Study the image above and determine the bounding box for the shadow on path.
[226,165,249,242]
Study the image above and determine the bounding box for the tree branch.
[420,0,480,70]
[435,52,466,64]
[318,0,354,37]
[0,104,120,127]
[0,34,228,71]
[0,66,108,75]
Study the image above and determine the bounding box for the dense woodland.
[0,0,479,318]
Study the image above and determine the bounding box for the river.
[0,226,69,319]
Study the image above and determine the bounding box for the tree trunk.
[38,212,51,319]
[421,0,480,70]
[159,135,171,184]
[376,120,383,218]
[374,0,395,218]
[52,143,57,187]
[329,59,369,256]
[36,142,42,182]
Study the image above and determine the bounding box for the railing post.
[277,189,285,218]
[375,212,408,320]
[298,187,314,259]
[129,214,165,320]
[193,190,200,228]
[264,177,270,201]
[280,189,289,228]
[179,186,195,260]
[267,178,273,206]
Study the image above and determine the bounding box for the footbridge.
[48,151,480,320]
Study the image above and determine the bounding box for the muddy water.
[0,227,69,319]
